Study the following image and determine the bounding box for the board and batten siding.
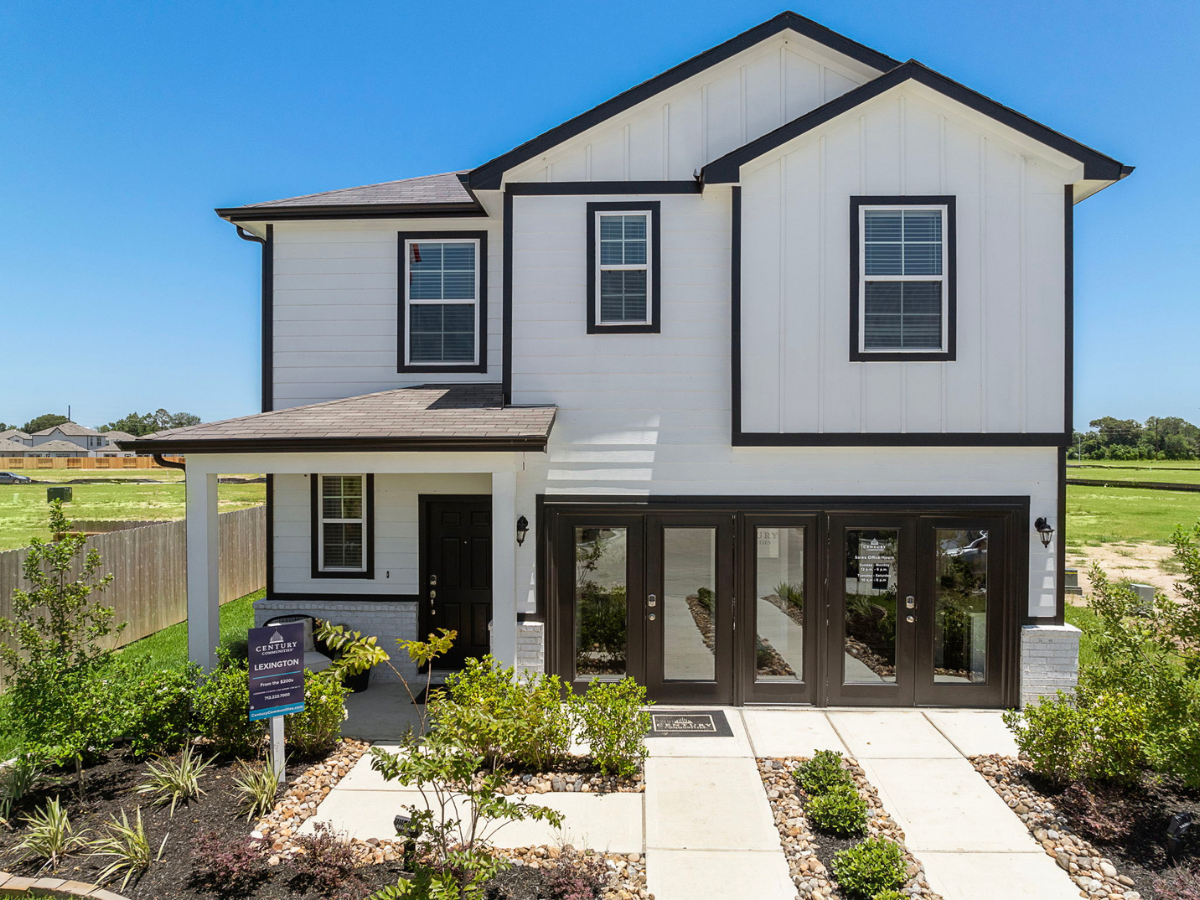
[506,187,1060,618]
[271,218,502,410]
[738,85,1073,435]
[272,472,491,595]
[504,33,878,184]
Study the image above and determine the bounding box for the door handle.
[905,596,915,609]
[647,593,657,608]
[429,574,438,586]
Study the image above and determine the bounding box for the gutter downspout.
[236,224,274,414]
[154,453,186,470]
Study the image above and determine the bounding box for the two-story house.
[127,12,1130,708]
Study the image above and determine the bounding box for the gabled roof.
[30,439,89,453]
[0,430,29,441]
[123,384,557,454]
[703,60,1131,184]
[102,430,137,443]
[0,438,31,455]
[215,172,485,222]
[467,11,900,190]
[34,422,99,437]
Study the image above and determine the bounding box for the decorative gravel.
[504,846,651,900]
[757,757,941,900]
[971,755,1144,900]
[488,768,644,795]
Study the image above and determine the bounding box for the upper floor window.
[586,201,661,334]
[398,231,488,372]
[312,473,373,578]
[850,197,956,362]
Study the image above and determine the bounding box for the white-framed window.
[855,202,953,357]
[402,237,480,366]
[595,211,651,325]
[317,474,368,573]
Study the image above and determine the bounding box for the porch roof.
[120,384,556,454]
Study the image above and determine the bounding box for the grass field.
[1066,483,1200,548]
[1067,460,1200,485]
[0,477,264,550]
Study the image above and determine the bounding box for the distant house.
[0,429,31,446]
[21,439,89,458]
[29,422,135,457]
[0,437,33,456]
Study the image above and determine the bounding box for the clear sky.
[2,0,1195,430]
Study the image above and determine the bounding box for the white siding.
[504,32,879,184]
[738,86,1072,436]
[272,472,491,595]
[272,218,502,409]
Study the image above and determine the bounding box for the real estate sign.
[248,622,306,721]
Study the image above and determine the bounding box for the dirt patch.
[1067,543,1183,604]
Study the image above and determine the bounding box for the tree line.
[0,410,201,437]
[1072,416,1200,460]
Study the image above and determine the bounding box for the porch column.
[186,471,220,672]
[491,470,517,666]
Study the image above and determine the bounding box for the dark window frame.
[849,196,957,362]
[310,473,375,579]
[586,201,661,334]
[397,230,488,373]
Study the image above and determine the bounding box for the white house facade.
[126,13,1129,708]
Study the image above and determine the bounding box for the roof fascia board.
[468,12,899,190]
[124,436,550,454]
[703,61,1126,184]
[217,202,486,223]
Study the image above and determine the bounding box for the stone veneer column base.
[515,620,545,679]
[254,598,418,683]
[1020,623,1081,708]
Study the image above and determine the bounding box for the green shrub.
[831,836,907,899]
[0,754,43,826]
[432,656,572,770]
[570,677,651,777]
[695,587,715,612]
[121,662,198,758]
[806,783,868,836]
[193,656,264,759]
[136,745,212,814]
[285,669,350,759]
[794,750,854,796]
[871,891,908,900]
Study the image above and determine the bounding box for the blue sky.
[2,0,1195,430]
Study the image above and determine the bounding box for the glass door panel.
[932,528,988,684]
[573,526,630,680]
[662,527,717,682]
[754,527,806,683]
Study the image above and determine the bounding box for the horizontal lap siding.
[272,219,502,409]
[738,88,1069,436]
[272,472,491,595]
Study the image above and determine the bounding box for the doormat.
[647,709,734,737]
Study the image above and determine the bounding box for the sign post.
[248,622,306,782]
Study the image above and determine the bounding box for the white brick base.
[515,620,545,679]
[1020,624,1081,708]
[254,598,419,683]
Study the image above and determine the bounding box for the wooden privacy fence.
[0,456,184,470]
[0,506,265,657]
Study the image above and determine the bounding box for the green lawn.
[1067,460,1200,485]
[0,479,264,550]
[1066,483,1200,548]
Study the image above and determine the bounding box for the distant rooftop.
[34,422,99,437]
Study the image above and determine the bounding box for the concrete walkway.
[323,705,1075,899]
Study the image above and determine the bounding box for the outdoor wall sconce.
[516,515,529,546]
[1034,517,1054,548]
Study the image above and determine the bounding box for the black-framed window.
[586,201,661,334]
[850,196,956,362]
[311,473,374,579]
[398,231,488,373]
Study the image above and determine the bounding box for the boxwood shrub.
[806,783,868,836]
[831,836,907,899]
[794,749,854,795]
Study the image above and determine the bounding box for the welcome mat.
[647,709,734,737]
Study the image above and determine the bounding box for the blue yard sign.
[248,622,306,721]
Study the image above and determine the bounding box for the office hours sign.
[248,622,306,721]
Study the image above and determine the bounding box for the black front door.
[422,496,492,670]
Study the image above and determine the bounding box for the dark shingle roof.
[216,172,483,221]
[123,385,556,454]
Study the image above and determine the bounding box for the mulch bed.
[0,747,404,899]
[972,754,1199,900]
[757,757,940,900]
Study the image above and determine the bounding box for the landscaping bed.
[758,755,940,900]
[973,755,1199,900]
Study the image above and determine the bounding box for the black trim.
[849,196,957,362]
[502,191,514,404]
[1056,446,1067,626]
[508,181,700,196]
[237,225,274,412]
[310,473,375,580]
[130,435,551,455]
[1064,186,1074,435]
[397,231,489,374]
[265,474,275,599]
[468,12,898,190]
[540,492,1033,509]
[218,203,486,222]
[585,201,661,334]
[730,186,742,442]
[702,60,1127,184]
[268,591,420,604]
[734,432,1072,447]
[152,453,186,470]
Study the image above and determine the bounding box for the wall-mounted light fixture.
[516,515,529,546]
[1034,517,1054,548]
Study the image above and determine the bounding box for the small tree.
[0,502,121,795]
